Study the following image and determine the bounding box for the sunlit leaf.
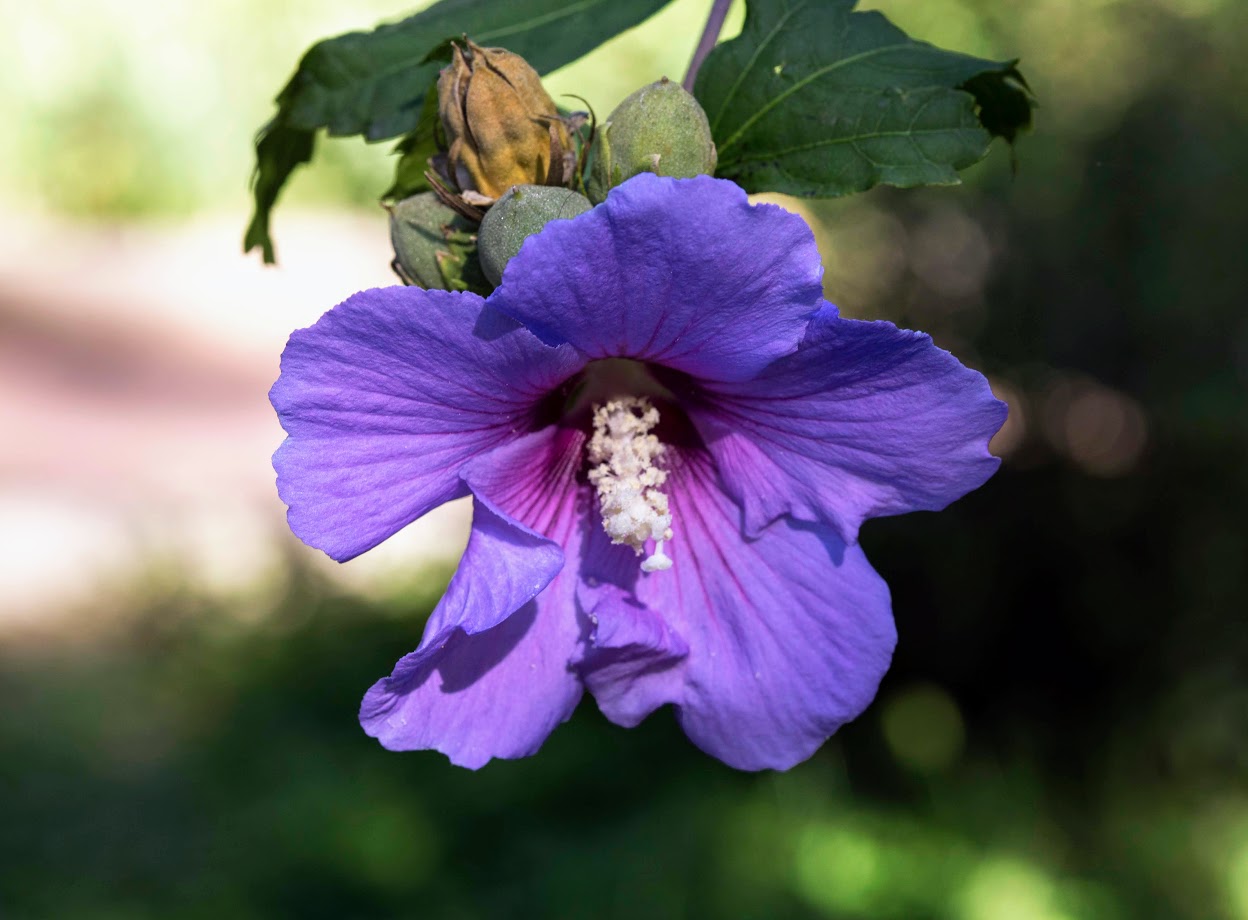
[694,0,1034,199]
[246,0,673,263]
[382,78,443,202]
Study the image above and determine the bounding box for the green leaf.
[243,121,315,264]
[245,0,674,263]
[694,0,1034,199]
[382,79,443,202]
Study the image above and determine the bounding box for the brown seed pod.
[437,40,572,202]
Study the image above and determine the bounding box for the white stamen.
[587,397,674,573]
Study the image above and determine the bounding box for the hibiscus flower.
[270,174,1005,770]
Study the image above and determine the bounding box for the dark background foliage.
[1,0,1244,918]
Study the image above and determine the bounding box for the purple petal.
[360,426,589,768]
[270,287,582,561]
[359,598,580,769]
[691,310,1006,542]
[576,528,689,727]
[583,447,896,771]
[487,174,823,383]
[420,496,564,639]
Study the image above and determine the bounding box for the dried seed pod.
[477,185,592,286]
[587,78,717,203]
[438,41,571,201]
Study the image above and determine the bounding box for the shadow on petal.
[375,602,540,702]
[471,303,525,342]
[789,516,847,566]
[438,601,538,692]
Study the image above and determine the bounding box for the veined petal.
[360,425,588,768]
[271,287,582,561]
[576,528,690,727]
[359,600,577,770]
[419,496,564,640]
[487,174,823,383]
[692,309,1006,542]
[583,447,896,771]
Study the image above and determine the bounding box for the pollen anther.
[587,397,674,572]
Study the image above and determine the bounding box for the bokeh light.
[881,682,966,772]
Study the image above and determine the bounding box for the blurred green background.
[1,0,1245,918]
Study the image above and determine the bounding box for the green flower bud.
[388,191,491,295]
[477,185,592,286]
[587,77,717,204]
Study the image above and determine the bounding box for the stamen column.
[587,397,674,572]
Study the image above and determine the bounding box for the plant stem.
[682,0,733,92]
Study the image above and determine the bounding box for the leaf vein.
[477,0,610,42]
[706,0,806,134]
[717,41,918,156]
[739,124,978,163]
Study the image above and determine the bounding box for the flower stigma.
[587,397,674,573]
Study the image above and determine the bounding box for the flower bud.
[388,191,490,294]
[438,41,571,201]
[587,78,717,203]
[477,185,592,286]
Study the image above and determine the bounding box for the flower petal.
[271,287,582,561]
[359,600,578,769]
[576,528,690,727]
[691,309,1006,542]
[487,174,823,383]
[360,426,588,768]
[421,496,565,640]
[583,447,896,771]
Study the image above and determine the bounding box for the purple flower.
[270,174,1005,771]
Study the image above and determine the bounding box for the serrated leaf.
[694,0,1034,199]
[247,0,673,263]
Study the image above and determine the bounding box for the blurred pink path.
[0,210,471,631]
